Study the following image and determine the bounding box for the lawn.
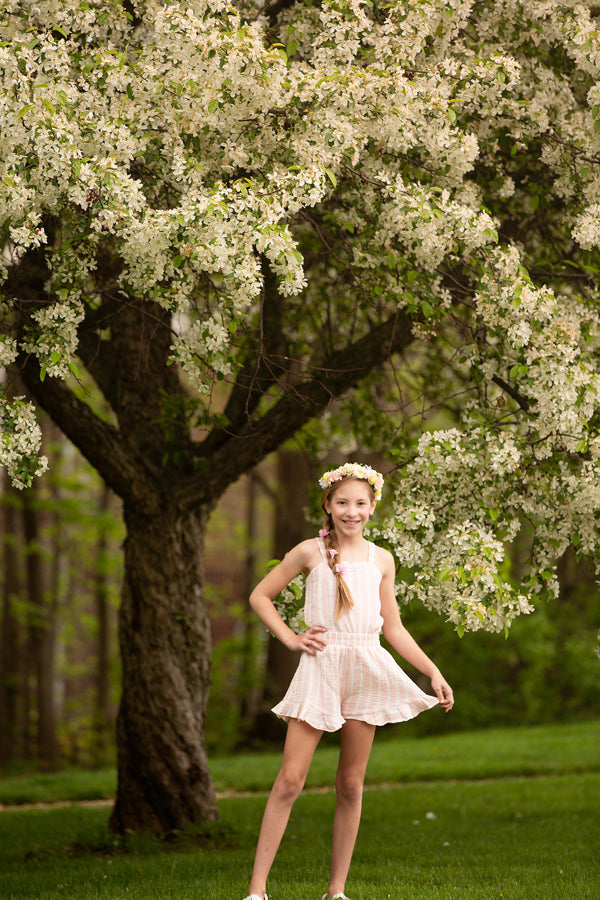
[0,722,598,900]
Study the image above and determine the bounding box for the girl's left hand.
[431,672,454,712]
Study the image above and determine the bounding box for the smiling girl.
[242,463,453,900]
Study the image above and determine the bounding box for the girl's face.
[324,479,376,537]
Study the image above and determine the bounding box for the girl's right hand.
[290,626,327,656]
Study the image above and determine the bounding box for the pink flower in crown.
[329,548,338,558]
[319,528,329,537]
[334,563,346,577]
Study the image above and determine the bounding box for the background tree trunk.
[0,475,22,766]
[94,483,114,763]
[254,449,314,740]
[23,481,57,764]
[109,500,218,834]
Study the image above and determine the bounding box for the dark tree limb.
[206,262,288,454]
[492,374,531,412]
[18,354,155,506]
[178,309,414,507]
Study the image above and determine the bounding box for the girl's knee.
[272,769,305,803]
[335,771,364,804]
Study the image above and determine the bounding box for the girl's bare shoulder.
[285,537,322,572]
[372,542,395,574]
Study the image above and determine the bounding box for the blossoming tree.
[1,0,600,831]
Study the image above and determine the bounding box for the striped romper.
[272,538,439,732]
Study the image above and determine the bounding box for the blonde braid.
[322,511,354,619]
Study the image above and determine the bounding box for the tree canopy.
[2,0,600,632]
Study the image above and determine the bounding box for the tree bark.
[23,482,57,764]
[0,475,22,766]
[109,500,218,834]
[94,483,114,763]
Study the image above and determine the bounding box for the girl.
[243,462,453,900]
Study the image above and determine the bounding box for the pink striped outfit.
[272,538,439,732]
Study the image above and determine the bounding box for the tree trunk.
[109,500,218,834]
[23,482,57,764]
[0,475,23,766]
[94,483,114,763]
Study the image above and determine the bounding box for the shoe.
[243,895,268,900]
[322,894,351,900]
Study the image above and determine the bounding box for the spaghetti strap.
[316,537,328,560]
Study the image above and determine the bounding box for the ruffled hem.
[271,702,345,732]
[272,694,439,733]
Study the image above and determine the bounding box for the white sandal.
[322,894,351,900]
[243,895,268,900]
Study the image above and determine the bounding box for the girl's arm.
[249,540,327,656]
[378,548,454,712]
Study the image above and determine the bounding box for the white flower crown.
[318,461,384,501]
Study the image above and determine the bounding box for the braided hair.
[321,476,376,620]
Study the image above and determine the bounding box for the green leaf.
[208,98,219,114]
[325,169,337,189]
[509,364,528,378]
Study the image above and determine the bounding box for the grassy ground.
[0,722,599,899]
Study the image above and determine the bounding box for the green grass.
[0,722,599,899]
[211,720,600,793]
[3,721,598,806]
[0,767,116,807]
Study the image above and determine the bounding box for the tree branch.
[205,261,287,454]
[176,310,415,508]
[492,374,531,413]
[18,354,156,506]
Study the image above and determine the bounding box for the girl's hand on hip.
[431,672,454,712]
[293,626,327,656]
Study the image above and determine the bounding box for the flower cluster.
[272,574,306,635]
[319,462,384,501]
[0,393,48,490]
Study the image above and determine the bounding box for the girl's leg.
[247,719,323,896]
[327,719,376,897]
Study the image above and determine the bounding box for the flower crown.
[318,462,384,501]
